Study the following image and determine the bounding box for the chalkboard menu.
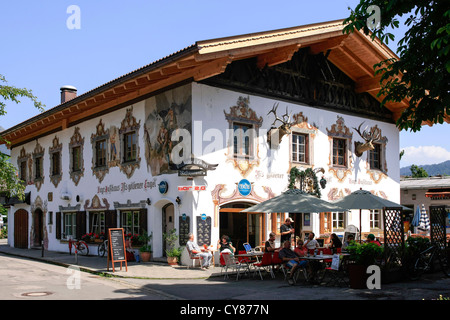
[107,228,127,272]
[196,216,211,246]
[179,216,190,246]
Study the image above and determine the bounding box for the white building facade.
[1,20,405,262]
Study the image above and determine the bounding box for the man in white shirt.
[304,232,319,251]
[186,233,212,270]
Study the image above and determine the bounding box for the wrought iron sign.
[169,157,218,177]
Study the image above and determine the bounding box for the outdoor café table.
[234,252,264,275]
[299,254,350,283]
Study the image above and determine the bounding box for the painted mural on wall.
[144,84,192,176]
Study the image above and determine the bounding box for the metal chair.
[186,246,203,269]
[252,252,274,280]
[222,252,247,281]
[320,254,349,287]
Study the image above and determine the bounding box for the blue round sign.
[238,179,252,197]
[158,181,168,194]
[201,213,207,221]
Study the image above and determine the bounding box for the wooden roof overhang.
[1,19,412,148]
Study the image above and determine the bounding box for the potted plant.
[163,228,181,265]
[138,230,152,262]
[165,247,183,265]
[346,241,383,289]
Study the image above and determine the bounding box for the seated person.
[304,232,319,253]
[330,233,342,253]
[278,240,307,285]
[187,233,212,270]
[264,232,280,253]
[342,234,354,250]
[366,234,381,246]
[294,239,307,256]
[217,235,236,254]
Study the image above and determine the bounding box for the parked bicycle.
[68,238,89,256]
[408,242,450,280]
[98,238,109,257]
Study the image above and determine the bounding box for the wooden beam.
[256,44,301,69]
[193,57,232,81]
[337,44,375,77]
[308,35,348,54]
[355,75,383,93]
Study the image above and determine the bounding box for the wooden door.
[14,209,28,249]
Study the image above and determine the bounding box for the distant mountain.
[400,160,450,176]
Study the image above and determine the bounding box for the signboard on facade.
[170,157,218,177]
[178,185,207,191]
[238,179,252,197]
[196,215,211,246]
[158,181,169,194]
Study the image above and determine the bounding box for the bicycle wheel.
[438,251,450,277]
[77,241,89,256]
[410,257,427,280]
[98,242,106,257]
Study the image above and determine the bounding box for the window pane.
[233,123,253,157]
[124,132,137,162]
[292,133,307,163]
[96,140,106,167]
[72,147,81,171]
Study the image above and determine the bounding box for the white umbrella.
[417,204,430,232]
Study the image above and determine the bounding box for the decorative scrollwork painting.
[224,96,263,177]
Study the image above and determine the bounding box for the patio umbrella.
[241,189,346,214]
[417,204,430,232]
[333,189,410,242]
[411,205,421,227]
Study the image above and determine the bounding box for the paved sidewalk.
[0,239,221,279]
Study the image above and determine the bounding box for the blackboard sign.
[179,216,190,246]
[196,216,211,246]
[107,228,128,272]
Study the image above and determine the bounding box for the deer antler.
[353,122,381,142]
[353,122,382,157]
[267,103,293,146]
[267,103,292,127]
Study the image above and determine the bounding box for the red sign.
[178,185,206,191]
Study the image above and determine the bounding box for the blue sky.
[0,0,448,168]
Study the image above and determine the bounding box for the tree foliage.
[0,74,45,199]
[410,164,428,178]
[344,1,450,132]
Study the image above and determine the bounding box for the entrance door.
[14,209,28,249]
[33,209,44,247]
[219,202,265,251]
[162,203,174,257]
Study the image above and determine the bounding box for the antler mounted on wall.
[353,122,382,157]
[267,103,293,146]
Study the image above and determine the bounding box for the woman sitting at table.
[329,233,342,253]
[217,235,236,254]
[294,239,307,256]
[264,232,280,253]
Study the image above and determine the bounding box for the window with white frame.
[370,209,381,229]
[332,212,345,230]
[291,133,308,164]
[121,210,140,235]
[90,212,105,235]
[63,212,77,239]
